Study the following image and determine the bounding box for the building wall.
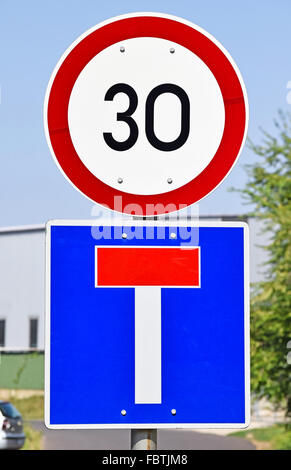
[0,227,45,350]
[0,219,270,351]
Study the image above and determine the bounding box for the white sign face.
[68,37,225,195]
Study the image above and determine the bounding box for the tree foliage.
[242,111,291,419]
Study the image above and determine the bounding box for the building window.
[0,319,5,347]
[29,318,38,348]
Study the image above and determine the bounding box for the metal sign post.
[131,429,157,450]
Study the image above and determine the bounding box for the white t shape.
[134,286,162,404]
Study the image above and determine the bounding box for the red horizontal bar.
[96,247,200,287]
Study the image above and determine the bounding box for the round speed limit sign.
[44,13,248,216]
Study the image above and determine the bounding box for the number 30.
[103,83,190,152]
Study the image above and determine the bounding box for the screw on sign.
[44,12,248,216]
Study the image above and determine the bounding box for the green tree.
[242,111,291,420]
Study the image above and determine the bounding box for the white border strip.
[244,222,251,427]
[45,219,51,429]
[45,219,250,429]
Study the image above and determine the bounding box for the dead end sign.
[44,12,248,216]
[45,220,250,429]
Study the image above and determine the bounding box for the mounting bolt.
[118,177,123,184]
[171,409,177,415]
[120,46,125,53]
[121,409,127,416]
[122,233,127,239]
[167,178,173,184]
[170,47,175,54]
[170,232,177,240]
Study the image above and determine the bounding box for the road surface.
[30,421,255,450]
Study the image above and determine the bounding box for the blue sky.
[0,0,290,226]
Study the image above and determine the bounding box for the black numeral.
[103,83,138,151]
[146,84,190,151]
[103,83,190,151]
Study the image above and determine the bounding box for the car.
[0,401,25,450]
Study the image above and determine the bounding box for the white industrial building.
[0,217,269,351]
[0,225,45,350]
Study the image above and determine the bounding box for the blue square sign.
[45,220,249,429]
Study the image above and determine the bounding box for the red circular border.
[46,16,247,215]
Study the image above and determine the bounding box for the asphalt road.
[30,421,255,450]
